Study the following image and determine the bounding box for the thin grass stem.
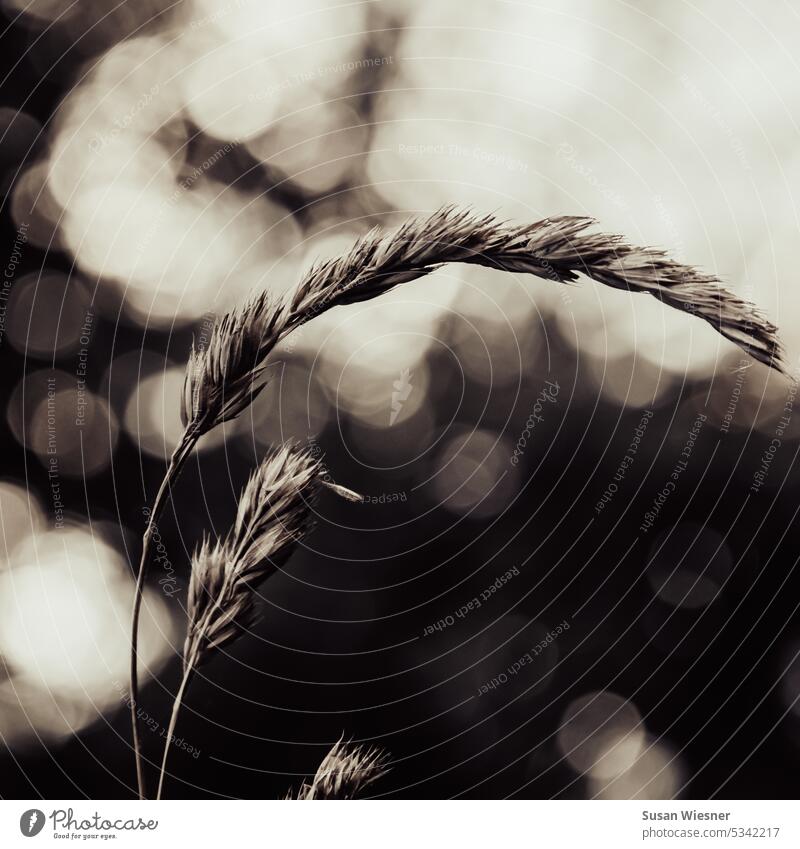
[129,423,201,799]
[155,660,197,800]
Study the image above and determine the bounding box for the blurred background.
[1,0,799,799]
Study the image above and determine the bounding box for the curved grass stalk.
[129,424,201,799]
[136,205,785,798]
[155,445,324,798]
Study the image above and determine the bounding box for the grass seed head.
[290,737,390,800]
[280,206,784,371]
[181,290,288,433]
[184,443,321,668]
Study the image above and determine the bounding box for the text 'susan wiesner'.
[642,811,731,821]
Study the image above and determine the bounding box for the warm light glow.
[558,691,645,780]
[0,526,176,742]
[590,738,683,799]
[0,482,45,566]
[429,429,519,519]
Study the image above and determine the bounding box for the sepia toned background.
[1,0,799,799]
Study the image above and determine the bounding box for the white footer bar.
[1,800,795,848]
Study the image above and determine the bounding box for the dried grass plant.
[156,444,360,798]
[286,737,389,800]
[132,205,784,798]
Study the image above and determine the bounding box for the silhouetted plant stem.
[130,423,202,799]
